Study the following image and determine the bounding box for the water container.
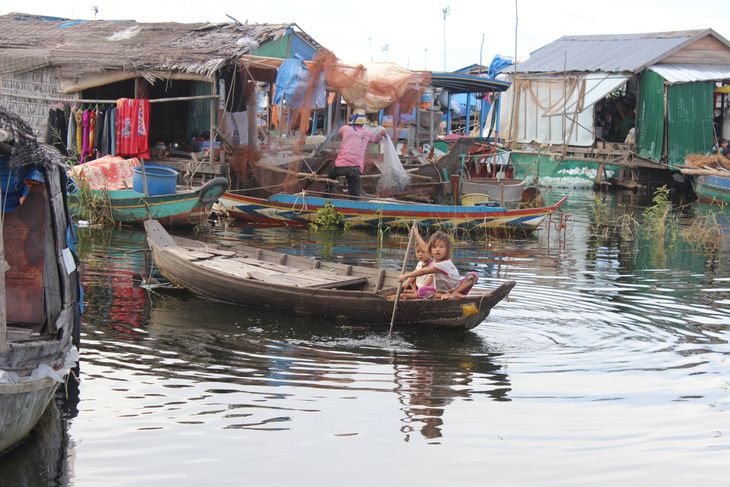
[132,164,178,195]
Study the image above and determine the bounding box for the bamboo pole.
[209,82,216,166]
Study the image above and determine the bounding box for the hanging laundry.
[67,106,78,157]
[95,108,105,156]
[116,98,150,159]
[88,108,97,161]
[75,109,83,157]
[44,104,68,156]
[109,107,117,156]
[81,109,90,163]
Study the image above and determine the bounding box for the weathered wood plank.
[165,247,217,261]
[195,259,252,279]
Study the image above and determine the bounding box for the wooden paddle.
[388,221,417,338]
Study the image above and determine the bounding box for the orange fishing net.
[227,49,432,195]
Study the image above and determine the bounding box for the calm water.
[1,188,729,486]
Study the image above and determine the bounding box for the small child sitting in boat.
[397,226,478,300]
[389,243,433,300]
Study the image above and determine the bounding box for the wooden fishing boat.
[69,181,229,225]
[219,191,567,231]
[68,157,228,225]
[144,220,515,330]
[1,108,81,454]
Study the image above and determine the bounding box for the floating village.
[1,10,729,463]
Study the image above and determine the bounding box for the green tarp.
[637,69,714,167]
[637,69,665,162]
[666,81,714,168]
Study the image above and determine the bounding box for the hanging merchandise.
[116,98,150,159]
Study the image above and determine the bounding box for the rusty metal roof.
[511,29,730,74]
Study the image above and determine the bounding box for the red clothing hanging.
[116,98,150,159]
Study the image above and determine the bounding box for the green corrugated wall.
[637,69,665,162]
[666,81,714,168]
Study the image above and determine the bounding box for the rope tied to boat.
[291,190,308,215]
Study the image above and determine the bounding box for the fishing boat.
[691,173,730,204]
[219,191,567,231]
[0,108,81,454]
[68,156,228,225]
[144,220,515,330]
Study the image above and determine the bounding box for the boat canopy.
[430,72,511,93]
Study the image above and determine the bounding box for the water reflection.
[14,189,728,485]
[132,293,511,440]
[0,387,78,487]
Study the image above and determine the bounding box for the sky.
[6,0,730,72]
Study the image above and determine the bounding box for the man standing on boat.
[325,108,385,198]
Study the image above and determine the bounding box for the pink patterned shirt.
[334,125,384,173]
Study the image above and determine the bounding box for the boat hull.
[692,175,730,204]
[69,178,229,225]
[145,220,515,330]
[0,378,59,453]
[220,192,567,231]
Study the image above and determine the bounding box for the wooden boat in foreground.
[1,108,81,453]
[144,220,515,330]
[220,192,568,231]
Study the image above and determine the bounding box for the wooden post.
[140,161,149,197]
[209,81,216,166]
[0,184,5,353]
[595,161,605,184]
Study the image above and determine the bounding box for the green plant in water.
[72,177,115,226]
[309,200,353,231]
[643,186,672,238]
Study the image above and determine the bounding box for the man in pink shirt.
[325,108,384,198]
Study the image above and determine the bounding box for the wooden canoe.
[219,192,568,232]
[144,220,515,330]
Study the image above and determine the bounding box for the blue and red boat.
[220,192,568,231]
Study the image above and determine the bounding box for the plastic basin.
[132,164,178,195]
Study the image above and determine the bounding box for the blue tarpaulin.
[273,55,325,108]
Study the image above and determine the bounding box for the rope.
[291,190,308,215]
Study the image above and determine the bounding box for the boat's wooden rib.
[145,219,515,330]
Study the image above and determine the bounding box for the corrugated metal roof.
[510,29,729,74]
[649,63,730,83]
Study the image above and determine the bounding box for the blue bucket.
[132,164,178,195]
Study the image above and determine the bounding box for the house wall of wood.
[663,37,730,65]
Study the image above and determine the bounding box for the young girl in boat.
[397,226,478,300]
[389,244,433,300]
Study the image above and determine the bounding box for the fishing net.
[227,50,432,196]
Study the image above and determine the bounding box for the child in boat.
[397,226,478,300]
[389,244,433,300]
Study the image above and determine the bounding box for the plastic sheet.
[0,347,79,384]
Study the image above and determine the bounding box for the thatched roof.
[0,12,322,87]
